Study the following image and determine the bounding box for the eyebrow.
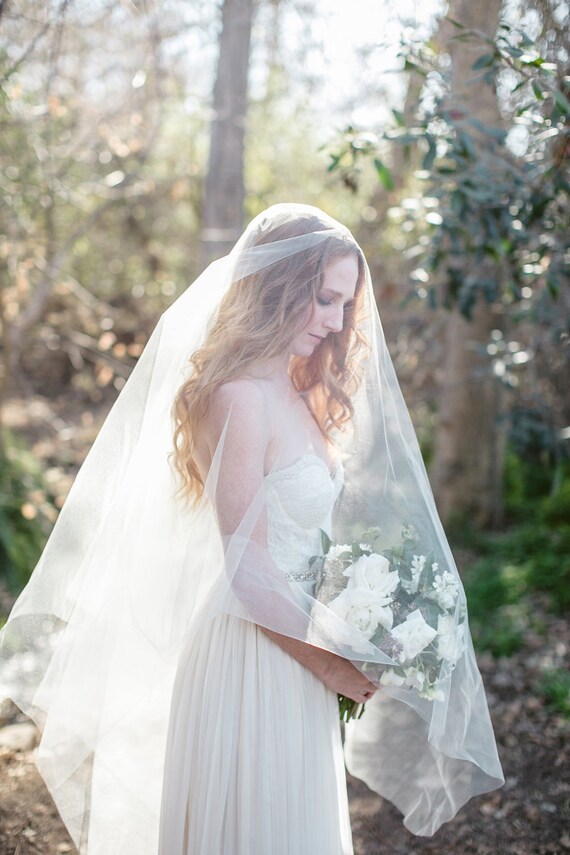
[319,288,355,301]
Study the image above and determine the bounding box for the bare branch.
[0,0,72,84]
[10,197,115,340]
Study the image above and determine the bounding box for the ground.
[0,601,568,855]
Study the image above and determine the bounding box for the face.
[290,253,359,357]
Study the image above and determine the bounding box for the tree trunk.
[431,0,505,528]
[432,302,505,528]
[202,0,254,264]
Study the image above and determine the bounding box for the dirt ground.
[1,604,568,855]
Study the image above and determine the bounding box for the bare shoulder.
[209,378,268,423]
[203,378,271,455]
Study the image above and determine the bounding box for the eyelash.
[317,297,353,310]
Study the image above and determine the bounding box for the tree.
[0,1,211,411]
[326,6,569,528]
[429,0,505,528]
[202,0,255,263]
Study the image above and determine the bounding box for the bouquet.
[312,526,466,722]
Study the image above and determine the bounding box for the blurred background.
[0,1,568,853]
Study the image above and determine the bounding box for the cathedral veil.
[0,203,503,853]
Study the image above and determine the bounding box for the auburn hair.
[172,213,369,503]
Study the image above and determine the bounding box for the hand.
[258,628,379,704]
[319,652,379,704]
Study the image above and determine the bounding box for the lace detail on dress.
[265,454,343,583]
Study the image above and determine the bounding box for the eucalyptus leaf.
[554,90,570,115]
[471,53,495,70]
[374,157,394,190]
[422,136,437,171]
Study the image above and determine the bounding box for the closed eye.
[317,296,356,309]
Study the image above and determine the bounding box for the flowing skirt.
[158,607,354,855]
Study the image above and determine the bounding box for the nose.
[324,305,344,333]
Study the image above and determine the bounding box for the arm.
[202,381,378,704]
[260,627,378,703]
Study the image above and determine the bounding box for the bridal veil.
[0,203,503,854]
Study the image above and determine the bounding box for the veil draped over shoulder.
[0,203,503,854]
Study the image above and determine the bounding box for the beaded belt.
[283,567,319,582]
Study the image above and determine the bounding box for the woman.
[160,211,375,854]
[0,204,503,855]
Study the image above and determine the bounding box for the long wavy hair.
[172,213,370,503]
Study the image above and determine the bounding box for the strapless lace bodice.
[264,453,343,583]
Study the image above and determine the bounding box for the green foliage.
[457,437,570,656]
[463,557,527,656]
[326,18,569,321]
[460,453,570,655]
[504,451,568,523]
[0,432,57,592]
[538,668,570,718]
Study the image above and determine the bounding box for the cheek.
[297,304,314,332]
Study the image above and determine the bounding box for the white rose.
[390,610,437,662]
[380,668,406,687]
[345,554,399,605]
[436,614,465,664]
[329,587,393,638]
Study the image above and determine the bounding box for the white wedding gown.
[158,453,353,855]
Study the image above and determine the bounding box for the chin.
[291,342,317,358]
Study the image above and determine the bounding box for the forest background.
[0,0,568,853]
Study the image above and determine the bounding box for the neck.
[247,354,296,393]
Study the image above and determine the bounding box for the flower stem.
[337,694,366,722]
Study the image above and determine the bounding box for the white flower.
[401,523,418,541]
[420,683,445,702]
[327,543,351,559]
[344,553,399,605]
[431,571,459,611]
[436,614,465,664]
[403,666,425,692]
[402,554,426,594]
[412,554,426,575]
[380,668,406,687]
[390,610,437,662]
[329,587,393,638]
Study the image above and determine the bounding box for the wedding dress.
[158,453,353,855]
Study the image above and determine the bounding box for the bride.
[0,204,503,855]
[160,212,375,854]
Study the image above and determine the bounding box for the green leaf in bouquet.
[320,528,332,555]
[369,623,392,651]
[398,560,414,584]
[392,543,405,561]
[416,647,442,671]
[360,526,382,549]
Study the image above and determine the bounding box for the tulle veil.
[0,203,503,853]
